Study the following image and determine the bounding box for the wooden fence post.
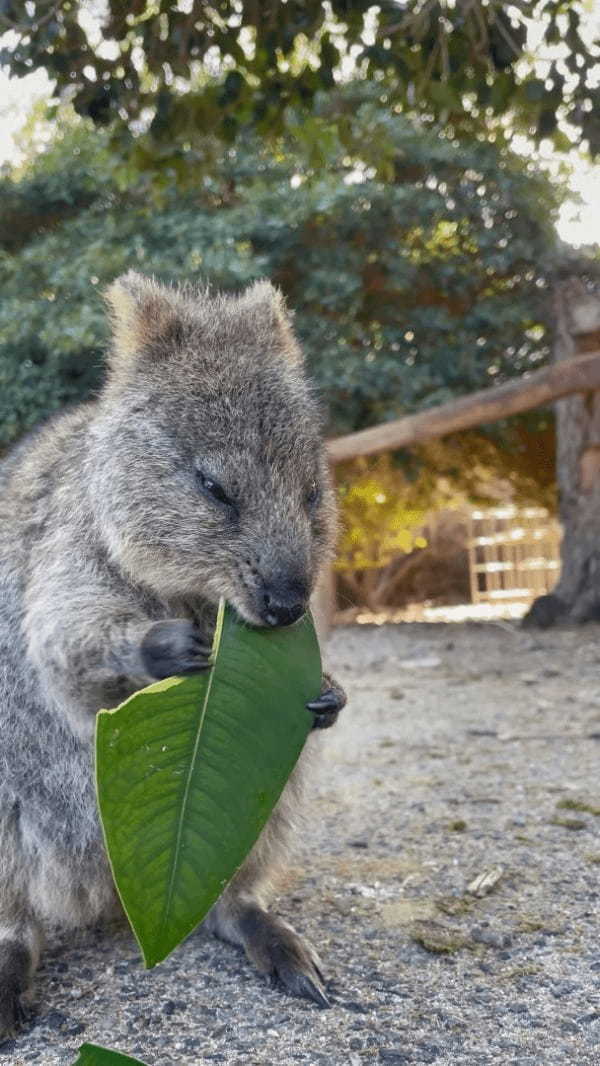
[525,280,600,624]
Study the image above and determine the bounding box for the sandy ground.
[5,620,600,1066]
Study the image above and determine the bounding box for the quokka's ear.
[237,280,304,366]
[104,271,185,373]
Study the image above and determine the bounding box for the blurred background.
[1,0,599,626]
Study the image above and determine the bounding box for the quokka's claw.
[276,968,331,1008]
[306,690,340,712]
[306,677,346,730]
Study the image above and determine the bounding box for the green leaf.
[523,77,546,103]
[72,1045,148,1066]
[96,601,321,967]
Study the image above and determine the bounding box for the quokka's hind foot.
[0,939,34,1040]
[209,901,330,1008]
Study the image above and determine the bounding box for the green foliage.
[0,99,563,449]
[72,1045,147,1066]
[96,601,321,968]
[337,457,429,574]
[2,1,598,156]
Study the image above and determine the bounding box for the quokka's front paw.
[306,673,347,730]
[140,619,212,680]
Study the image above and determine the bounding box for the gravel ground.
[5,620,600,1066]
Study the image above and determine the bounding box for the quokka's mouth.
[228,596,307,631]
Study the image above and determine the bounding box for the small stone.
[162,998,187,1015]
[551,981,579,998]
[211,1023,230,1038]
[470,926,511,949]
[466,867,504,897]
[66,1022,86,1036]
[343,1000,370,1013]
[507,1002,529,1014]
[43,1009,68,1031]
[417,1044,441,1063]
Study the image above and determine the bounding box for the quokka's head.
[88,271,336,627]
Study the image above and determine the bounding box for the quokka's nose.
[261,579,308,628]
[263,599,305,627]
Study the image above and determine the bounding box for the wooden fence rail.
[315,347,600,631]
[327,349,600,463]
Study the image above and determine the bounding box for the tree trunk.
[525,278,600,627]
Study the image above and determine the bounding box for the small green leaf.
[72,1044,148,1066]
[96,601,321,967]
[523,77,546,103]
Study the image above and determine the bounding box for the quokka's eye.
[196,470,234,509]
[306,479,320,507]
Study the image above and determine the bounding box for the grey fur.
[0,274,341,1031]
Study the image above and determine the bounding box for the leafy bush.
[1,95,561,450]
